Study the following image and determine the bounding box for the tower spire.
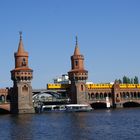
[74,36,80,55]
[19,31,22,40]
[76,36,78,46]
[16,31,28,56]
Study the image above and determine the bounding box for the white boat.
[65,104,93,112]
[42,105,66,112]
[41,104,93,112]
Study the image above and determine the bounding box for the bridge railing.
[121,97,140,100]
[0,101,10,104]
[33,97,70,103]
[88,98,106,102]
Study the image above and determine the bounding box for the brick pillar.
[113,82,123,108]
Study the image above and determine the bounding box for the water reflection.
[0,109,140,140]
[62,113,91,140]
[9,114,34,140]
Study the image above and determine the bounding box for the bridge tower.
[68,37,88,104]
[10,32,34,114]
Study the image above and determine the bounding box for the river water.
[0,108,140,140]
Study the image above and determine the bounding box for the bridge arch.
[0,108,10,114]
[123,101,140,108]
[90,102,107,109]
[0,95,5,102]
[0,103,10,114]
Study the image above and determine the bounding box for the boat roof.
[66,104,89,107]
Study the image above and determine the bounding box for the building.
[53,74,70,84]
[48,37,140,108]
[1,34,140,114]
[10,32,34,113]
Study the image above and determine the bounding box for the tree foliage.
[122,76,139,84]
[134,76,139,84]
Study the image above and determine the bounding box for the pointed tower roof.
[16,32,28,56]
[74,36,80,55]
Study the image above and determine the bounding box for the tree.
[118,79,122,84]
[127,77,130,84]
[123,76,131,84]
[123,76,127,83]
[123,76,130,83]
[134,76,139,84]
[119,76,139,84]
[130,78,134,84]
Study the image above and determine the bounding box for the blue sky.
[0,0,140,88]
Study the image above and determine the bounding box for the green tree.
[127,77,130,84]
[118,79,122,84]
[123,76,127,83]
[123,76,131,84]
[130,78,134,84]
[134,76,139,84]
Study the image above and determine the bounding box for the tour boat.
[65,104,93,112]
[41,104,93,112]
[42,105,66,112]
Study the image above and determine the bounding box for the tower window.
[22,85,28,92]
[22,58,26,66]
[75,60,78,66]
[81,85,84,91]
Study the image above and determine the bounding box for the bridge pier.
[115,103,123,108]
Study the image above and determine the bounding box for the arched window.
[81,85,84,91]
[126,92,129,98]
[120,92,122,98]
[138,92,140,98]
[134,92,137,98]
[100,93,103,99]
[96,93,99,99]
[104,93,107,98]
[123,92,126,98]
[75,60,78,66]
[22,85,28,92]
[22,58,26,66]
[108,93,111,98]
[0,95,5,102]
[130,92,133,98]
[91,93,94,99]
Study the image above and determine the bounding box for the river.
[0,108,140,140]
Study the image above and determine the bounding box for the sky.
[0,0,140,88]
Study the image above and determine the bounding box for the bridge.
[32,88,67,95]
[32,89,70,112]
[87,83,140,108]
[0,88,11,113]
[0,102,10,113]
[87,94,140,109]
[46,83,140,109]
[1,83,140,113]
[0,88,69,114]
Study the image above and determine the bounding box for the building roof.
[73,36,80,55]
[15,32,28,57]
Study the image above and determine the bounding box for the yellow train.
[137,84,140,88]
[120,84,140,89]
[47,84,70,90]
[86,84,113,89]
[47,83,140,90]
